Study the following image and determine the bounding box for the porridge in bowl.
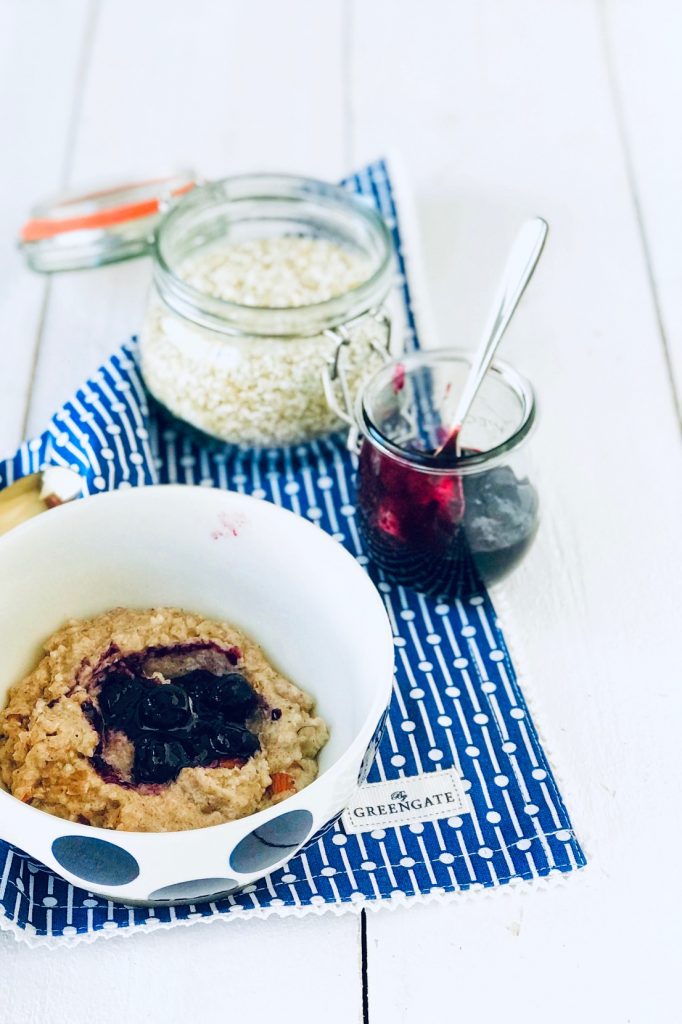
[0,607,329,833]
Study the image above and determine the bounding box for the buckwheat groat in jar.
[140,175,396,448]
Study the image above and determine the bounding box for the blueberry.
[133,736,190,784]
[98,674,144,730]
[210,674,258,719]
[175,670,258,720]
[173,670,217,714]
[189,732,217,767]
[180,729,215,770]
[137,685,193,732]
[210,725,260,758]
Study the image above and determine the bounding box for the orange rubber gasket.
[20,180,195,243]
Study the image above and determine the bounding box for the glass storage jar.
[330,349,539,598]
[139,174,396,448]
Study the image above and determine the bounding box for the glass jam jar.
[348,349,539,598]
[139,174,395,448]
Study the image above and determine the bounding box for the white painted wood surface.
[1,2,680,1021]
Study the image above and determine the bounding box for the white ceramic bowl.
[0,486,393,903]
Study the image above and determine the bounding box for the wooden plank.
[0,0,91,452]
[1,914,363,1024]
[602,0,682,420]
[1,2,362,1021]
[25,0,350,436]
[350,1,682,1020]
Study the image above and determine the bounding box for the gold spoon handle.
[0,467,83,537]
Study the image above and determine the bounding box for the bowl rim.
[0,485,394,842]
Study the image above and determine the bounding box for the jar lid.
[19,171,197,272]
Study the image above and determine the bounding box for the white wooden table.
[1,2,681,1020]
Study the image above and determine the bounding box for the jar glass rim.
[358,348,537,474]
[153,173,395,337]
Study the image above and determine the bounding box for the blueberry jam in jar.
[355,350,539,598]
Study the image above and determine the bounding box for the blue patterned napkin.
[0,161,585,945]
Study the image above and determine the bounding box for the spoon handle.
[0,467,83,537]
[444,216,548,447]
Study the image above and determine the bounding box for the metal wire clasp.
[322,308,393,453]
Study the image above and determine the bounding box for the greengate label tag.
[342,769,470,834]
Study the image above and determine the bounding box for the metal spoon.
[435,216,548,456]
[0,466,83,537]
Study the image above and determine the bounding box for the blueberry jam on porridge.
[0,608,329,832]
[88,660,261,786]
